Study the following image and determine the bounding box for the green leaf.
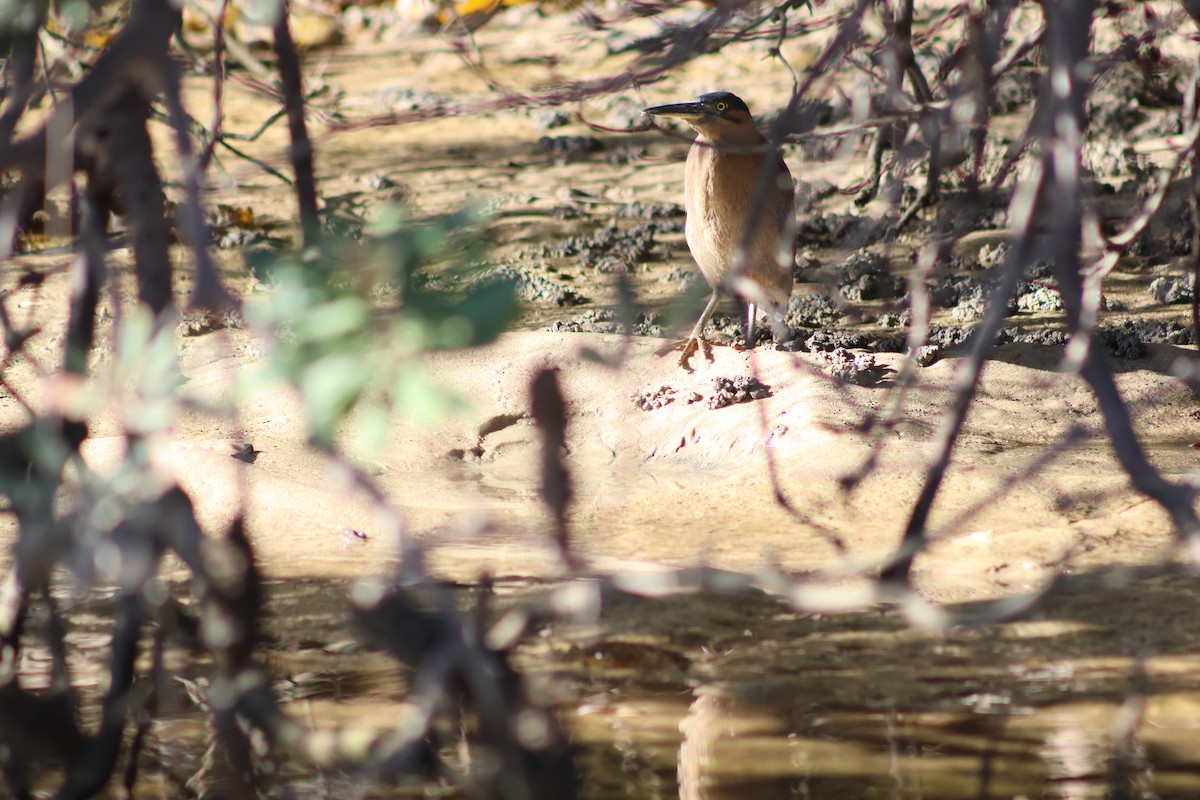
[393,364,460,427]
[350,403,392,460]
[54,0,89,31]
[115,305,154,369]
[243,0,285,26]
[445,277,519,347]
[435,316,474,349]
[290,296,370,345]
[365,203,408,237]
[300,352,371,447]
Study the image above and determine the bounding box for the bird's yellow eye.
[715,101,728,112]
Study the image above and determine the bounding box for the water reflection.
[21,573,1200,798]
[557,573,1200,799]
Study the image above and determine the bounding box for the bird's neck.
[695,126,768,150]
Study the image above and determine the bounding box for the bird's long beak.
[643,101,709,120]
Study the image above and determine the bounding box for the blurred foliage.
[51,305,189,438]
[51,0,99,33]
[0,0,46,32]
[0,0,115,36]
[244,203,519,450]
[242,0,283,25]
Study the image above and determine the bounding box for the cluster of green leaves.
[244,204,519,451]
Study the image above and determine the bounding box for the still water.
[16,571,1200,798]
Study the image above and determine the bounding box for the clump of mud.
[1149,273,1194,305]
[708,376,771,409]
[525,219,679,273]
[784,329,870,353]
[796,212,877,248]
[794,179,839,212]
[549,309,664,336]
[537,135,603,162]
[1086,61,1181,140]
[629,377,771,411]
[837,251,905,302]
[477,265,589,306]
[787,293,845,328]
[1098,319,1194,358]
[617,201,685,222]
[1016,283,1065,313]
[631,385,701,410]
[179,309,244,337]
[816,348,883,385]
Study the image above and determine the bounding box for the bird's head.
[644,92,757,142]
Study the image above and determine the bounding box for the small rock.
[990,70,1037,115]
[549,309,663,336]
[180,309,243,337]
[617,201,685,221]
[530,222,664,271]
[795,179,838,211]
[928,325,974,350]
[951,293,988,323]
[550,205,585,221]
[1024,259,1056,280]
[875,335,907,353]
[796,213,864,246]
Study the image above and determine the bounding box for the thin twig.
[272,0,321,249]
[198,0,232,172]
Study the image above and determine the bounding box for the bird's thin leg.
[687,289,721,343]
[656,289,721,368]
[744,302,758,349]
[677,289,721,366]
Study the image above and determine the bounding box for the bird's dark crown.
[696,92,750,114]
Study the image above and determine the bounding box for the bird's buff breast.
[683,152,785,288]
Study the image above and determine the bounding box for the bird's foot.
[679,337,713,370]
[730,335,758,353]
[655,336,715,371]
